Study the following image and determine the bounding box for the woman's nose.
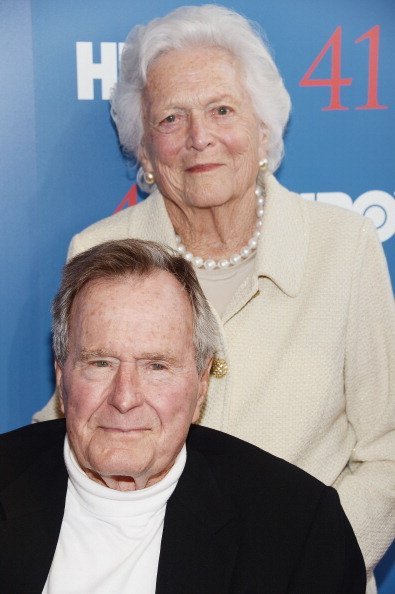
[107,365,144,414]
[186,111,213,151]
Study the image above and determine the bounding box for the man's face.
[56,272,210,491]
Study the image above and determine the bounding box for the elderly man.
[0,239,365,593]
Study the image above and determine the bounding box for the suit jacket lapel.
[0,429,67,593]
[156,446,238,594]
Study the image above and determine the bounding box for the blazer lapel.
[0,431,67,593]
[156,447,238,594]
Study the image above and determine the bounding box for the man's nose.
[186,111,213,151]
[107,365,144,413]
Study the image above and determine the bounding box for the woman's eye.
[216,106,230,116]
[160,114,177,125]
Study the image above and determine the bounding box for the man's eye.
[151,362,166,370]
[91,360,109,368]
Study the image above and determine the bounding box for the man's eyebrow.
[139,352,180,365]
[78,349,179,364]
[79,349,113,361]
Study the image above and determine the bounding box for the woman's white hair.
[110,4,291,177]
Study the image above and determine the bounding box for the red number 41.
[299,25,388,110]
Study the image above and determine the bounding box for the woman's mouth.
[185,163,222,173]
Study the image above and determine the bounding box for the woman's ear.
[258,121,269,161]
[138,141,154,174]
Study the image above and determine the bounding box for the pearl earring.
[143,171,155,185]
[259,158,268,172]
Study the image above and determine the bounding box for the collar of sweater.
[64,435,186,519]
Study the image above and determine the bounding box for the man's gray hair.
[52,239,219,374]
[110,4,291,175]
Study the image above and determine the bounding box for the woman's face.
[140,46,267,210]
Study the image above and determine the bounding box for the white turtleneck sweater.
[43,437,186,594]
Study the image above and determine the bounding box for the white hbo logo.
[354,191,395,242]
[76,42,124,100]
[301,191,395,242]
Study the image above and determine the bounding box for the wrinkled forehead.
[68,271,193,331]
[144,44,246,96]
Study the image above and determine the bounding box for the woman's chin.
[182,184,236,209]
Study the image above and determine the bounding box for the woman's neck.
[163,188,260,260]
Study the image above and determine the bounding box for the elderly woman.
[35,6,394,591]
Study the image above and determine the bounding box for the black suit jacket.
[0,419,365,593]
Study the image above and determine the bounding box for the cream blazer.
[35,175,395,584]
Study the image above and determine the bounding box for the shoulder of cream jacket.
[34,176,394,584]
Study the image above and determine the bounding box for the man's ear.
[192,359,212,423]
[55,361,65,415]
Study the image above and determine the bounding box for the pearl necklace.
[175,184,265,270]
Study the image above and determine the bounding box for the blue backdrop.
[1,1,394,590]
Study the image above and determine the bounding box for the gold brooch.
[210,358,228,378]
